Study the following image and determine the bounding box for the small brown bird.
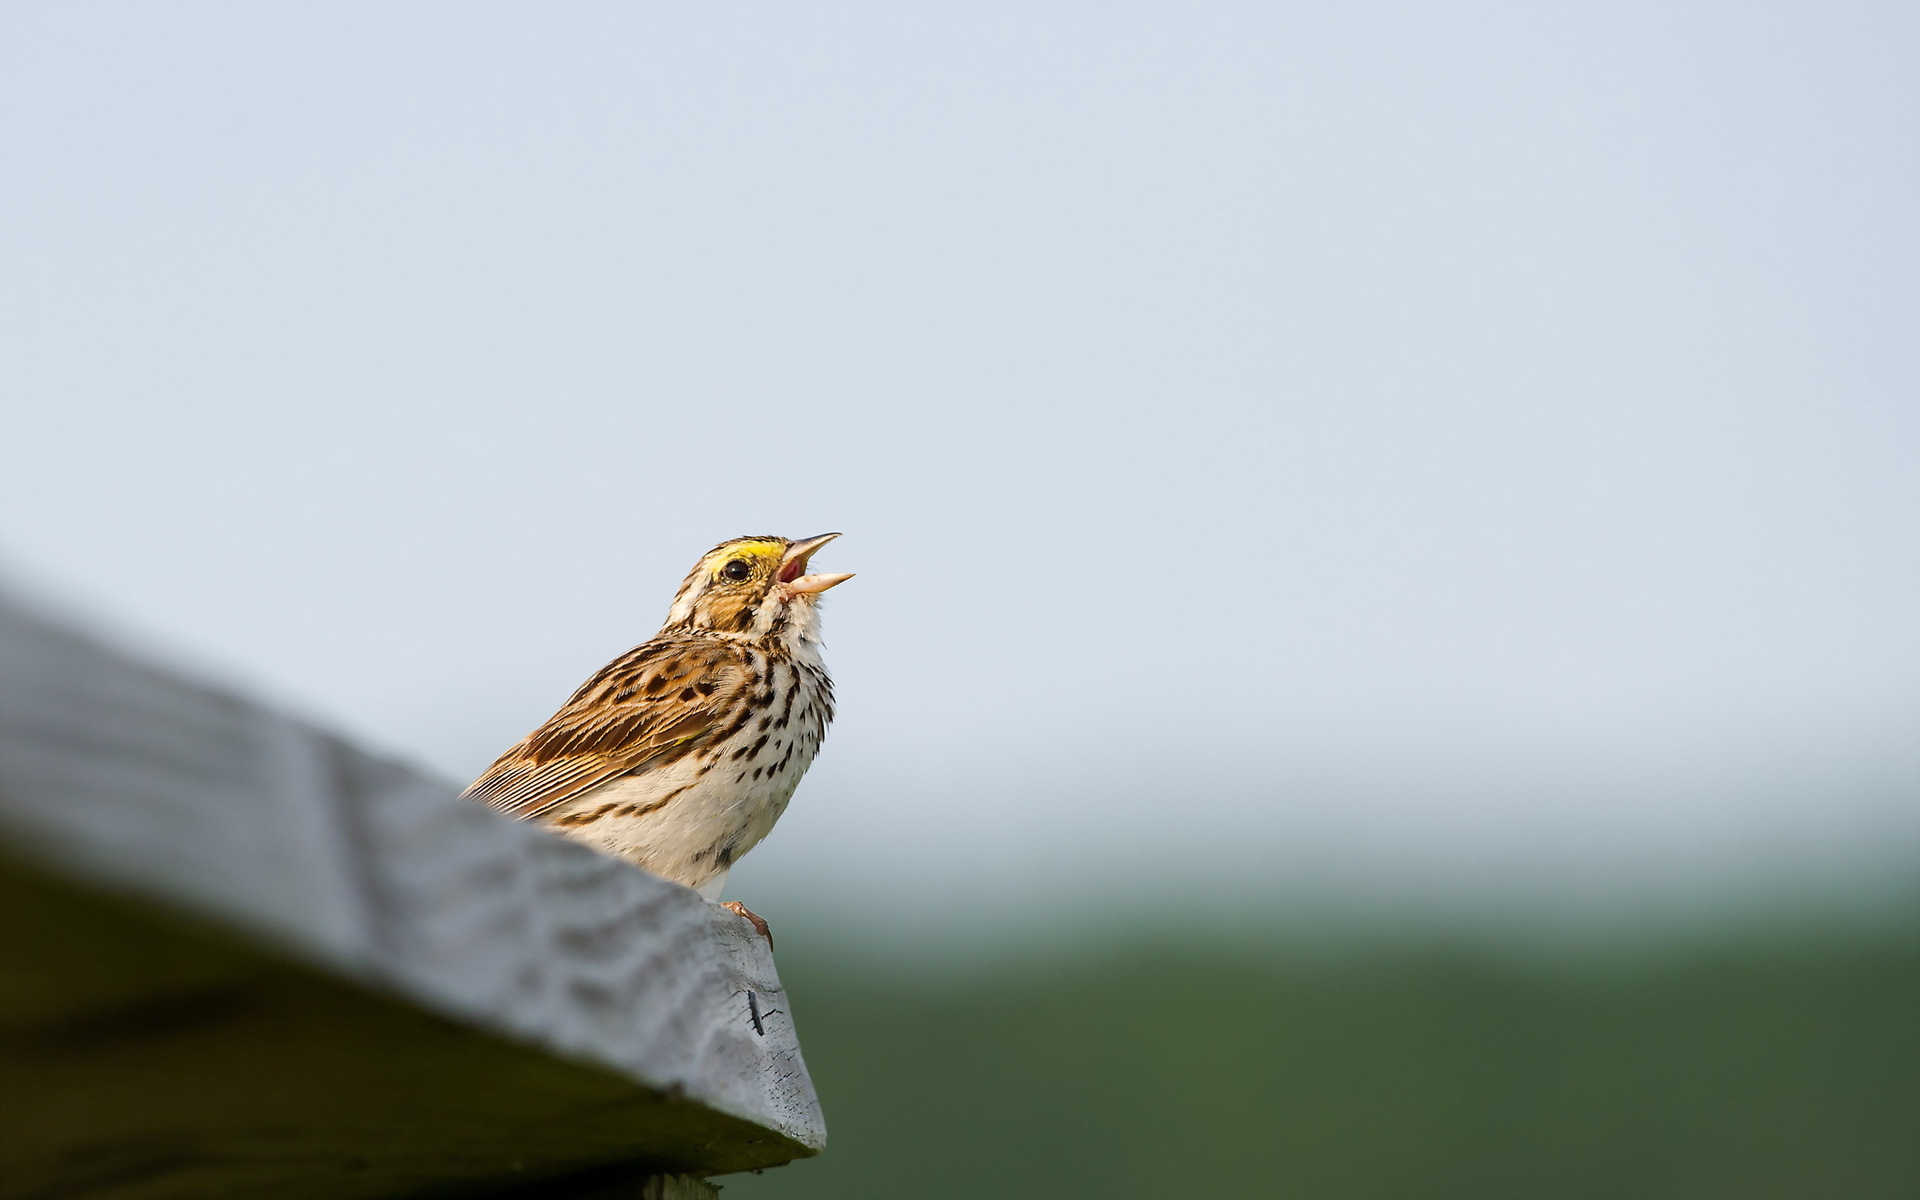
[463,534,851,938]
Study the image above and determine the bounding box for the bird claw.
[720,901,773,948]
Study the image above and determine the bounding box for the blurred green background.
[725,901,1919,1199]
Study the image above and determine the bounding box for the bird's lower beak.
[780,533,853,594]
[788,572,854,595]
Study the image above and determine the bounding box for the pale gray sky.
[4,2,1916,925]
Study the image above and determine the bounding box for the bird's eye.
[722,559,752,581]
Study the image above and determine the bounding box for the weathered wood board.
[0,589,822,1197]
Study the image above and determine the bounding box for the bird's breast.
[535,660,834,890]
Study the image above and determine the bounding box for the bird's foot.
[720,901,773,948]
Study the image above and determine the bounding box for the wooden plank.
[0,590,824,1195]
[0,853,773,1198]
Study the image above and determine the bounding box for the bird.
[463,533,851,942]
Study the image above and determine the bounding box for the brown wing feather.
[463,637,750,821]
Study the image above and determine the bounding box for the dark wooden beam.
[0,590,823,1197]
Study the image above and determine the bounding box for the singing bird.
[463,533,851,939]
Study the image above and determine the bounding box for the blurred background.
[3,2,1916,1196]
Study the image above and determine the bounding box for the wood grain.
[0,589,824,1196]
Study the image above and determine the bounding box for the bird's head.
[664,533,853,643]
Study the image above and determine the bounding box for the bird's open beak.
[779,533,853,594]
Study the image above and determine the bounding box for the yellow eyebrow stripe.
[705,540,786,568]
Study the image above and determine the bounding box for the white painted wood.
[0,588,825,1156]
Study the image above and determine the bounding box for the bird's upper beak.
[779,533,853,595]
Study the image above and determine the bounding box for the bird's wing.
[463,638,753,821]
